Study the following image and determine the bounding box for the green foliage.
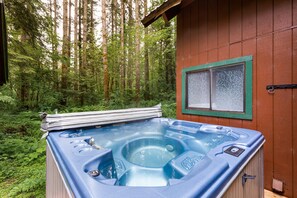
[161,102,177,118]
[0,85,16,109]
[1,0,178,196]
[0,92,15,106]
[3,0,177,111]
[0,111,46,197]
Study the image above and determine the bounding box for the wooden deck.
[265,190,287,198]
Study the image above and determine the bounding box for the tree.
[126,0,133,92]
[4,0,178,110]
[61,0,69,105]
[74,0,78,74]
[73,0,79,95]
[120,0,125,94]
[53,0,59,90]
[102,0,109,101]
[143,0,150,100]
[135,0,140,102]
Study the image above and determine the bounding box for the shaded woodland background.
[0,0,177,196]
[0,0,176,110]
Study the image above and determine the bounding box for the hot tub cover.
[40,104,162,132]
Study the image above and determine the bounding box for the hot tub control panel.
[224,146,245,157]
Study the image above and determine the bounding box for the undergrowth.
[0,112,46,198]
[0,101,176,197]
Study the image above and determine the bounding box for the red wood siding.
[176,0,297,197]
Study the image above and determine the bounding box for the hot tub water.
[71,119,238,187]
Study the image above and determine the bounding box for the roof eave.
[141,0,182,27]
[141,0,195,27]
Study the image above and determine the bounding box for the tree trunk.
[120,0,125,93]
[68,0,71,72]
[49,0,54,68]
[127,0,133,92]
[53,0,59,90]
[82,0,87,72]
[102,0,109,101]
[74,0,78,81]
[79,0,88,105]
[135,0,140,103]
[20,34,29,108]
[111,0,115,36]
[61,0,69,105]
[90,0,95,76]
[164,22,174,91]
[144,0,149,100]
[77,0,83,93]
[74,0,78,71]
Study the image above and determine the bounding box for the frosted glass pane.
[187,71,210,108]
[212,65,244,112]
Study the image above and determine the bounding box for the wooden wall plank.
[198,0,207,53]
[293,28,297,198]
[190,0,199,57]
[175,9,186,120]
[273,30,293,197]
[198,51,208,65]
[207,0,218,50]
[292,0,297,26]
[218,0,229,47]
[230,42,242,59]
[242,0,256,40]
[274,0,292,31]
[184,4,193,121]
[256,35,274,191]
[207,49,218,63]
[229,0,242,43]
[242,38,257,130]
[257,0,273,36]
[183,4,192,67]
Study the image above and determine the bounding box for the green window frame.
[182,56,253,120]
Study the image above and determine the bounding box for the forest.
[0,0,176,196]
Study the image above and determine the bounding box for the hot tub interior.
[61,119,238,187]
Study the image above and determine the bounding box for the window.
[182,56,252,120]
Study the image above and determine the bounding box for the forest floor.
[0,101,176,197]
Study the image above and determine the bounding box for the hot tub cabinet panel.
[46,144,74,198]
[46,118,265,198]
[222,147,264,198]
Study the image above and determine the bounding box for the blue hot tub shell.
[46,118,265,198]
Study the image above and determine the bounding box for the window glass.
[187,71,210,108]
[211,64,244,112]
[182,55,252,120]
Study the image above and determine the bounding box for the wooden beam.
[141,0,182,27]
[162,13,169,24]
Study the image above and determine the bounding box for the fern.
[0,92,15,106]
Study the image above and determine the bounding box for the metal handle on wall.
[242,173,256,186]
[266,84,297,94]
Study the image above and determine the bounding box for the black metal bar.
[0,0,9,85]
[266,84,297,91]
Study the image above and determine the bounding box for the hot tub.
[44,107,265,198]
